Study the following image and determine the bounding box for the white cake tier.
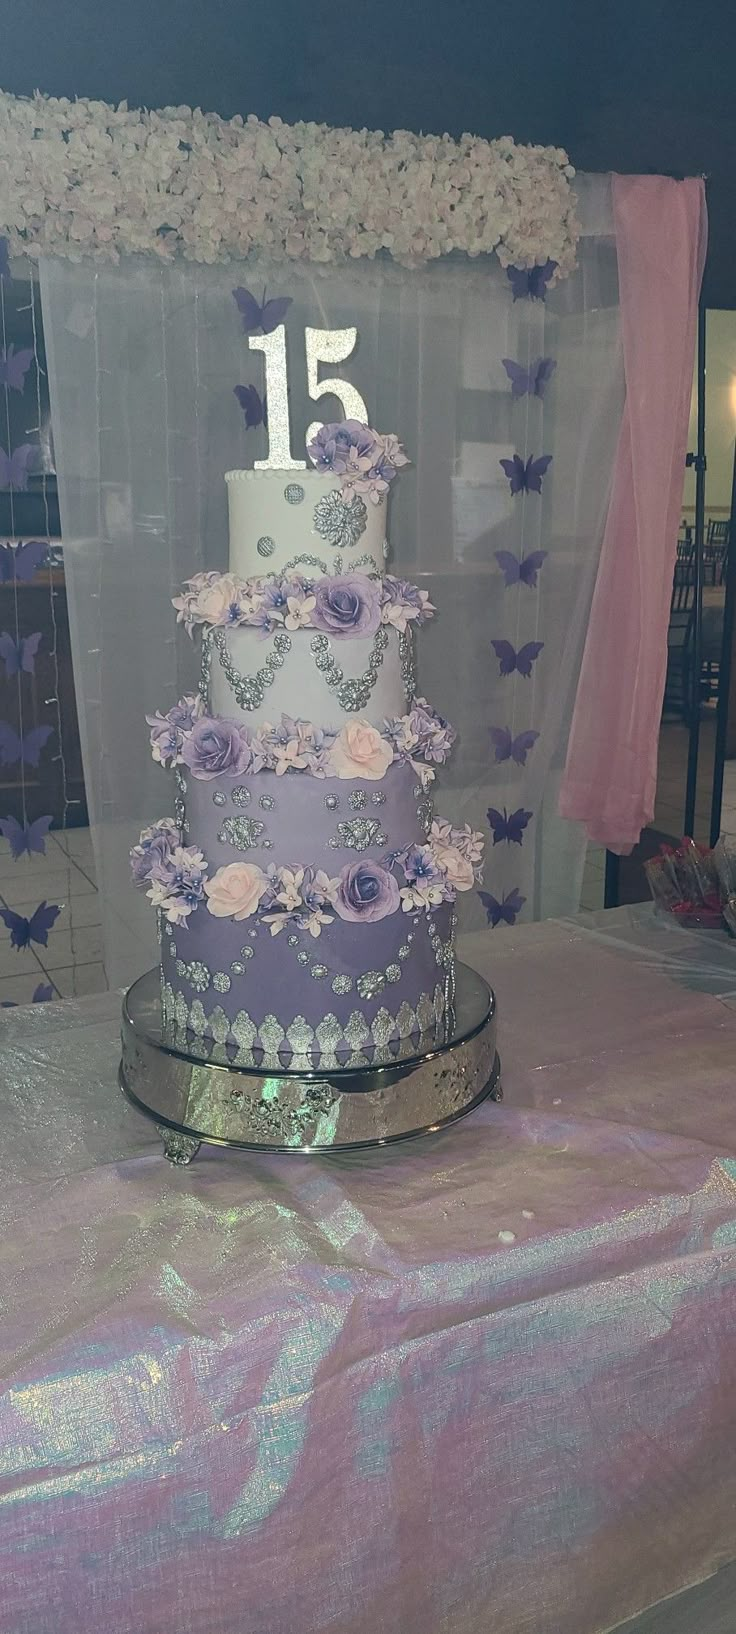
[225,469,387,580]
[208,625,407,731]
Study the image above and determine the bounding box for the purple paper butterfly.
[500,453,552,496]
[234,383,268,430]
[0,630,42,676]
[489,726,539,766]
[0,238,9,281]
[502,357,557,398]
[0,899,60,951]
[487,806,533,846]
[0,443,35,492]
[0,813,53,858]
[492,639,544,679]
[494,550,548,588]
[506,260,558,302]
[0,540,47,583]
[232,287,292,335]
[1,980,55,1007]
[0,722,53,767]
[478,886,526,928]
[0,345,34,393]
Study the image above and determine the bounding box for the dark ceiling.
[2,0,734,303]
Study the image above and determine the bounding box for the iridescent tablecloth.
[2,906,736,1634]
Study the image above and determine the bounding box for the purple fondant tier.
[181,761,432,874]
[160,901,454,1069]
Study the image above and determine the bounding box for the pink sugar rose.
[329,720,393,781]
[195,573,243,625]
[432,843,475,891]
[204,861,268,920]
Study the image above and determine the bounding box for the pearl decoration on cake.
[256,535,276,558]
[213,790,226,806]
[284,483,305,504]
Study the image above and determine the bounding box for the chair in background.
[664,539,696,719]
[704,516,730,585]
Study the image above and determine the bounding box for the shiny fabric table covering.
[1,907,736,1634]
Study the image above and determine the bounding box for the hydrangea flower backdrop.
[0,91,578,273]
[0,89,705,989]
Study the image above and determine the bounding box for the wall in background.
[683,310,736,515]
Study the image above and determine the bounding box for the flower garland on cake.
[146,698,454,785]
[172,569,434,637]
[130,816,483,931]
[0,90,578,274]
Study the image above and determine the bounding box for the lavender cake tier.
[160,901,454,1070]
[180,762,432,876]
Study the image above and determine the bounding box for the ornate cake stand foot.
[158,1127,201,1166]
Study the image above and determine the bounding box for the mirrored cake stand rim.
[119,962,501,1158]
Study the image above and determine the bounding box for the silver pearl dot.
[288,934,299,947]
[230,961,246,975]
[239,946,254,959]
[213,791,226,807]
[256,535,276,558]
[297,951,309,965]
[324,794,339,811]
[259,795,275,811]
[284,483,305,505]
[310,964,328,980]
[372,791,386,805]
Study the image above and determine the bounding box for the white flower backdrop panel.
[40,174,621,987]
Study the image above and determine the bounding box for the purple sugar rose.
[312,573,381,640]
[130,818,179,886]
[180,715,253,781]
[308,420,380,475]
[334,860,400,923]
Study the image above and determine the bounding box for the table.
[2,906,736,1634]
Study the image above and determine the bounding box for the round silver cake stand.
[119,963,500,1161]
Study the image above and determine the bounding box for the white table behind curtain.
[40,174,621,989]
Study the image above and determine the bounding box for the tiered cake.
[131,422,483,1070]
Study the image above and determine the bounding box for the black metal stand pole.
[684,297,707,837]
[709,436,736,844]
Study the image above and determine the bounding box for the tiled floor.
[0,826,107,1004]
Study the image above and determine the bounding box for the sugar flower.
[146,843,208,925]
[312,574,381,639]
[329,720,394,781]
[204,861,268,920]
[129,816,179,885]
[334,860,400,923]
[180,715,254,780]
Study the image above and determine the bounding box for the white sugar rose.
[204,862,268,919]
[329,720,393,781]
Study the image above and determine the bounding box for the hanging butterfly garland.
[480,263,560,926]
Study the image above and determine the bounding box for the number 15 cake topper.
[244,321,369,471]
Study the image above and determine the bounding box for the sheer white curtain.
[40,174,622,989]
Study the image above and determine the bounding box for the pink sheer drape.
[559,175,707,854]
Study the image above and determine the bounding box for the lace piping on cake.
[161,977,448,1071]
